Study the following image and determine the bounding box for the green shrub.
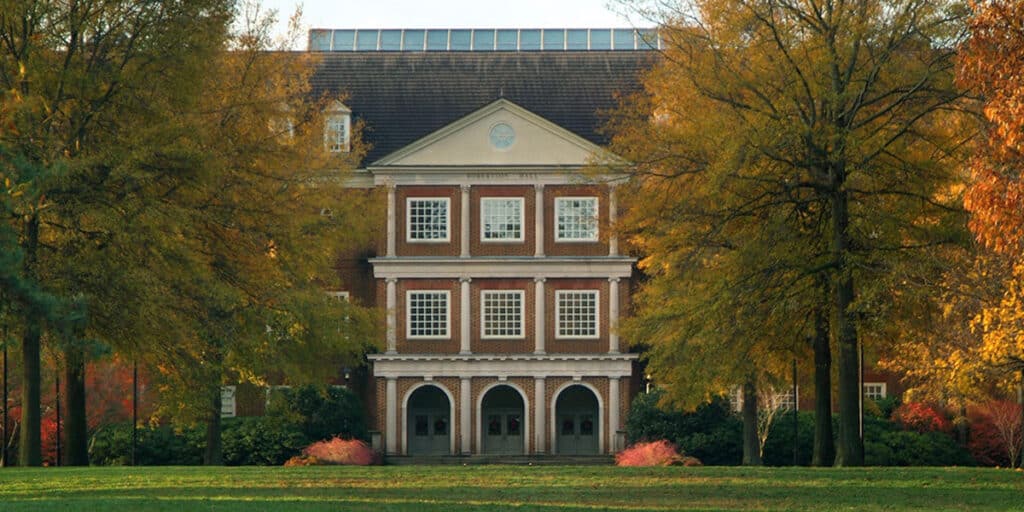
[762,411,816,466]
[625,391,742,465]
[864,415,974,466]
[90,423,204,466]
[222,417,310,466]
[267,385,367,442]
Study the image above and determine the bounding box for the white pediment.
[371,99,611,168]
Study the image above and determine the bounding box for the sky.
[259,0,645,48]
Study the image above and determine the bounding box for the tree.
[958,1,1024,467]
[129,2,379,464]
[1,0,234,465]
[611,0,968,465]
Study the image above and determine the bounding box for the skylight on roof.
[307,28,661,52]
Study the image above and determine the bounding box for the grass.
[0,465,1022,511]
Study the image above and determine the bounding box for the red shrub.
[302,437,378,466]
[892,402,953,434]
[968,401,1023,468]
[283,455,320,467]
[615,440,685,467]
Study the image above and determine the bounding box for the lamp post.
[2,333,7,468]
[132,361,138,467]
[792,357,798,466]
[55,372,61,466]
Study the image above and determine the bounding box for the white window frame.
[554,289,600,339]
[554,196,599,242]
[863,382,887,400]
[326,291,350,301]
[480,290,526,339]
[406,290,451,339]
[325,113,351,153]
[480,197,525,242]
[406,197,451,243]
[220,385,237,418]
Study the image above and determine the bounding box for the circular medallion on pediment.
[489,122,516,150]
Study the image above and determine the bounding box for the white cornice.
[368,353,638,379]
[368,168,627,187]
[369,257,635,279]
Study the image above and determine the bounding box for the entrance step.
[385,455,615,465]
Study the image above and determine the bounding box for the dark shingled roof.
[310,51,656,164]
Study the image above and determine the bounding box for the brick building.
[308,28,656,456]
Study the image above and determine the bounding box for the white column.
[460,184,471,258]
[534,377,546,454]
[534,277,546,354]
[385,278,398,354]
[385,377,398,454]
[609,377,621,453]
[608,277,620,354]
[386,184,396,257]
[608,185,618,257]
[534,184,545,257]
[460,377,472,454]
[460,277,472,354]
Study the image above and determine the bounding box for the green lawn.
[0,465,1022,511]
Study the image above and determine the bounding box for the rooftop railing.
[308,28,661,52]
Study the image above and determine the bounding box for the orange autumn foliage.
[960,0,1024,254]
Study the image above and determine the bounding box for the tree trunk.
[956,404,969,447]
[811,304,835,467]
[18,318,41,467]
[18,214,41,467]
[62,344,88,466]
[203,388,223,465]
[831,188,864,466]
[1018,370,1023,469]
[741,378,762,466]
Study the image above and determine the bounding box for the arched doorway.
[480,385,525,455]
[555,385,600,455]
[406,385,451,456]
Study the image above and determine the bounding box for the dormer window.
[325,101,351,153]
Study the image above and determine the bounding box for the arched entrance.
[555,385,600,455]
[480,385,525,455]
[406,385,451,456]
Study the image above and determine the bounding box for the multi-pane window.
[863,383,887,401]
[555,197,598,241]
[407,198,450,242]
[481,197,524,241]
[325,114,350,152]
[555,290,599,338]
[407,291,450,339]
[481,290,524,338]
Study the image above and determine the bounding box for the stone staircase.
[385,454,615,465]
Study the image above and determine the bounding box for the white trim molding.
[369,353,636,379]
[371,256,634,280]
